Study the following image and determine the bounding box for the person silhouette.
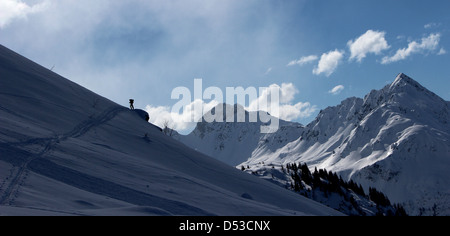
[129,99,135,110]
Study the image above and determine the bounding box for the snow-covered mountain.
[0,45,342,216]
[178,73,450,216]
[174,104,304,166]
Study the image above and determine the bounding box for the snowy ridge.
[179,73,450,215]
[0,45,341,216]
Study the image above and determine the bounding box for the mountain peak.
[389,73,425,92]
[360,73,447,116]
[394,73,414,84]
[397,72,411,80]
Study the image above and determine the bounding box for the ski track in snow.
[0,106,127,206]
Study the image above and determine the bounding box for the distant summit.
[175,103,303,166]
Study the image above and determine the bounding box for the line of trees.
[283,162,407,216]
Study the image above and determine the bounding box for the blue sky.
[1,0,449,132]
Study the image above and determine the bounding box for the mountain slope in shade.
[0,45,341,216]
[179,73,450,215]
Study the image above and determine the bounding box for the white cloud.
[348,30,390,62]
[248,83,317,121]
[328,85,345,95]
[146,99,220,132]
[0,0,288,109]
[313,50,344,77]
[287,55,318,66]
[382,33,442,64]
[279,83,298,103]
[438,48,446,55]
[278,102,317,121]
[0,0,49,28]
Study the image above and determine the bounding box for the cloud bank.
[146,83,317,133]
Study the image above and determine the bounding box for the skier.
[129,99,135,110]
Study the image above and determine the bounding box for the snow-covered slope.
[0,45,341,216]
[179,73,450,215]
